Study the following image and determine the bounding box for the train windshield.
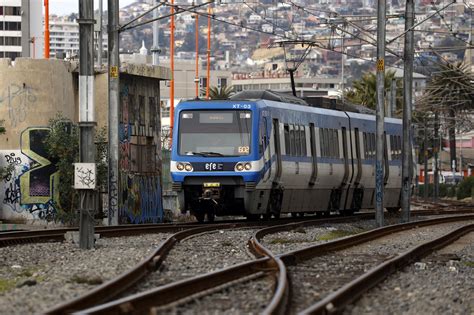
[178,110,252,156]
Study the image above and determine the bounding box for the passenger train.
[170,93,403,222]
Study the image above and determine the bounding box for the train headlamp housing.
[235,162,253,172]
[176,162,193,172]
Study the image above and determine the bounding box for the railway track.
[2,203,472,247]
[44,212,473,314]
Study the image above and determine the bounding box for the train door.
[267,118,283,217]
[273,119,282,182]
[351,128,364,210]
[262,117,272,183]
[309,123,318,185]
[339,127,350,211]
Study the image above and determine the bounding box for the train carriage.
[171,94,403,222]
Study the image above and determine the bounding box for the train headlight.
[184,164,193,172]
[177,163,185,171]
[244,162,252,170]
[236,163,244,171]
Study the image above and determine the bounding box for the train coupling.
[201,182,221,205]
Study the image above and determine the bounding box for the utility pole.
[44,0,50,58]
[195,13,199,98]
[108,0,120,225]
[389,77,396,118]
[170,0,175,143]
[206,5,211,99]
[401,0,414,222]
[341,28,345,104]
[423,123,429,200]
[433,111,439,200]
[78,0,96,249]
[151,0,160,65]
[375,0,386,227]
[98,0,103,66]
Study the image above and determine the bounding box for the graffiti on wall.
[119,173,162,224]
[1,128,60,221]
[119,86,131,171]
[0,84,38,128]
[116,81,163,223]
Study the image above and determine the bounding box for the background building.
[50,16,108,59]
[0,0,43,59]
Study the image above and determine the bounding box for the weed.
[71,274,103,285]
[462,261,474,268]
[315,229,359,241]
[0,278,16,293]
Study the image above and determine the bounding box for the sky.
[49,0,137,15]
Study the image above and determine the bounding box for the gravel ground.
[129,228,258,294]
[262,215,468,256]
[0,233,171,315]
[345,232,474,315]
[286,220,474,314]
[155,274,275,315]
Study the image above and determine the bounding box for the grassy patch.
[293,227,306,234]
[70,275,103,285]
[269,238,300,245]
[315,229,360,241]
[462,261,474,268]
[0,278,16,293]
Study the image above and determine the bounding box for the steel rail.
[67,216,371,314]
[45,223,238,315]
[300,223,474,315]
[68,214,473,314]
[278,214,474,263]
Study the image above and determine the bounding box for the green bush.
[456,177,474,200]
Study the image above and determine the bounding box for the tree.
[416,61,474,171]
[0,120,13,180]
[205,85,234,100]
[344,70,402,113]
[44,113,108,223]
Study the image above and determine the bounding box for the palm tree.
[203,85,234,100]
[344,70,402,113]
[416,61,474,170]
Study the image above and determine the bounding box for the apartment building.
[0,0,43,59]
[50,16,108,59]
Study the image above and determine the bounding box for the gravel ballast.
[286,220,474,314]
[0,233,171,315]
[345,231,474,315]
[130,228,258,293]
[156,274,275,315]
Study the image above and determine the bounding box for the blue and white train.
[170,95,403,222]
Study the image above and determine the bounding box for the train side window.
[295,125,301,156]
[319,128,324,157]
[371,133,376,159]
[335,129,340,158]
[284,124,290,155]
[323,128,329,157]
[290,124,296,156]
[301,126,307,156]
[363,132,367,159]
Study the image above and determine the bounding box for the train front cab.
[170,101,265,222]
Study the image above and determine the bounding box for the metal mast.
[401,0,414,222]
[108,0,120,225]
[78,0,96,248]
[375,0,386,227]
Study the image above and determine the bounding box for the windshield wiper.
[190,151,225,157]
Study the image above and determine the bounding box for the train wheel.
[246,214,260,221]
[194,210,205,223]
[387,207,401,214]
[207,210,215,222]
